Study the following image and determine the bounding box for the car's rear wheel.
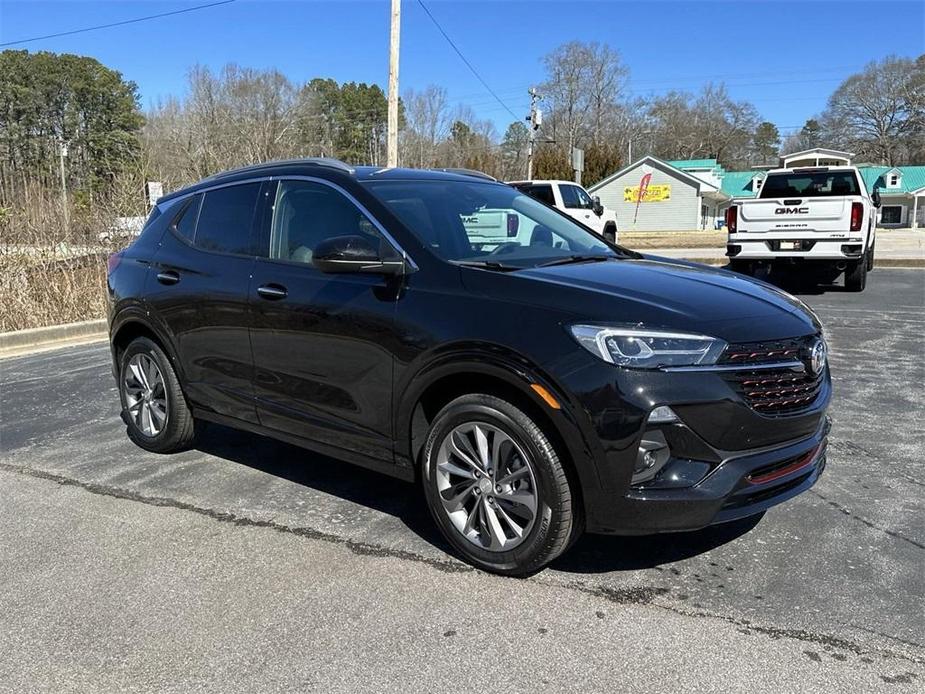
[867,240,875,271]
[421,394,578,576]
[844,256,867,292]
[119,337,195,453]
[603,222,617,243]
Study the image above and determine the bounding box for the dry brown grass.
[0,183,135,332]
[619,230,726,249]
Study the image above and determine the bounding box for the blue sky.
[2,0,923,139]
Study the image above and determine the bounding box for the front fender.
[394,342,608,499]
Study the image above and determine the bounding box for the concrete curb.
[0,319,108,358]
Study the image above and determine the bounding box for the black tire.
[844,257,867,292]
[603,223,617,243]
[728,259,751,275]
[119,336,196,453]
[421,394,578,576]
[866,240,875,271]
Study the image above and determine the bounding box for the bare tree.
[820,55,924,165]
[401,85,449,167]
[540,41,628,154]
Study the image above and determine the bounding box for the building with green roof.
[588,149,924,230]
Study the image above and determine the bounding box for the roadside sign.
[145,181,164,207]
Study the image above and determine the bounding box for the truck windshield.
[759,170,861,198]
[363,180,618,268]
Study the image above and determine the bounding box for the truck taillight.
[726,205,738,233]
[850,202,863,232]
[507,213,519,237]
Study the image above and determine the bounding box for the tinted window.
[516,184,555,206]
[269,180,391,265]
[759,171,860,199]
[195,183,261,254]
[560,184,593,209]
[172,194,202,242]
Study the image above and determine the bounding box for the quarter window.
[195,183,261,255]
[269,180,391,265]
[172,194,202,242]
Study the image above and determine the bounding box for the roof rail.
[204,157,355,182]
[430,167,497,182]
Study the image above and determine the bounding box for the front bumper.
[596,417,830,534]
[550,349,831,535]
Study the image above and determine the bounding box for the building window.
[888,173,900,188]
[881,206,902,224]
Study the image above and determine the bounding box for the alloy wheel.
[122,353,168,437]
[434,422,538,551]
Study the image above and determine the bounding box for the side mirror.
[312,235,406,275]
[592,195,604,216]
[871,190,881,208]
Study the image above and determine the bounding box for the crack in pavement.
[2,460,923,669]
[809,489,925,551]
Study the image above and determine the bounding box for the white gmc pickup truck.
[509,180,619,242]
[725,166,880,291]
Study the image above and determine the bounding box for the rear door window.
[518,184,555,206]
[194,183,261,254]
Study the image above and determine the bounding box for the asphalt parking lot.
[1,268,923,693]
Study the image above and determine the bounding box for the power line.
[0,0,237,47]
[415,0,521,123]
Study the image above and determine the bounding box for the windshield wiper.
[537,254,615,268]
[454,260,521,272]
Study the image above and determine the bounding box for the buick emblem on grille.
[809,339,827,375]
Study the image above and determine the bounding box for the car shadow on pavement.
[551,514,764,574]
[192,421,451,552]
[194,421,763,573]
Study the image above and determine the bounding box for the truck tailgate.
[739,198,850,232]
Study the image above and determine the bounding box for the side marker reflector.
[530,383,561,410]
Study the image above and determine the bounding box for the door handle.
[156,270,180,285]
[257,284,288,300]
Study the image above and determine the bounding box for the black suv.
[108,158,831,575]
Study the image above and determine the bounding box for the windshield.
[363,180,615,268]
[759,170,861,198]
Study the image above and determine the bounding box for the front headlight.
[569,325,727,369]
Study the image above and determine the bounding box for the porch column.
[914,194,920,230]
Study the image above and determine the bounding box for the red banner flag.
[634,172,652,225]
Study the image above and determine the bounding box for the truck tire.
[728,259,752,275]
[603,222,617,243]
[866,241,875,271]
[844,258,867,292]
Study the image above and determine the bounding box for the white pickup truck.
[508,180,619,242]
[725,166,879,291]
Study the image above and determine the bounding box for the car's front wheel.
[422,394,578,576]
[119,336,195,453]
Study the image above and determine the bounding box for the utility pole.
[58,139,69,230]
[525,87,541,180]
[386,0,401,167]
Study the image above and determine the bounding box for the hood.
[463,255,820,343]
